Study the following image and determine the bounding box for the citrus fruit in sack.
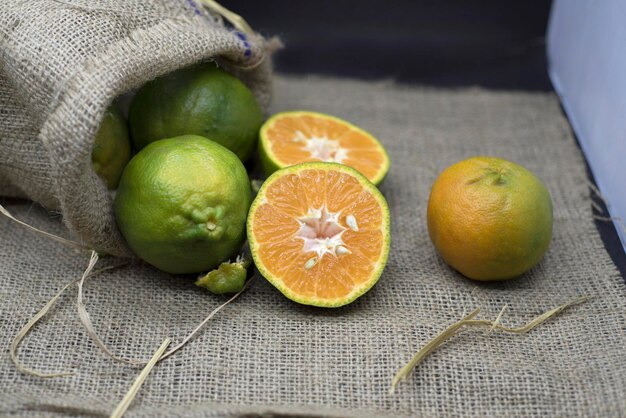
[259,111,390,185]
[248,162,391,307]
[92,105,131,189]
[128,64,262,161]
[427,156,553,281]
[114,135,251,274]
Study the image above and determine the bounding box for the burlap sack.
[1,76,625,417]
[0,0,274,257]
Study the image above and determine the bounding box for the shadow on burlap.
[1,76,625,417]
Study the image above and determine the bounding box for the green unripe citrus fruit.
[128,64,263,161]
[114,135,252,274]
[92,105,131,189]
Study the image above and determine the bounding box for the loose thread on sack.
[389,296,590,394]
[109,338,171,418]
[0,203,90,251]
[10,261,128,378]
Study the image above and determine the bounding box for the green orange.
[427,156,553,281]
[128,64,262,161]
[114,135,251,274]
[91,105,131,189]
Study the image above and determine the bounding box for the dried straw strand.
[390,297,589,394]
[4,205,254,376]
[10,261,127,378]
[390,308,480,394]
[76,251,254,365]
[0,203,90,251]
[109,338,171,418]
[76,252,145,366]
[159,276,255,361]
[199,0,254,35]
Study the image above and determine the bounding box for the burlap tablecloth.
[1,76,625,417]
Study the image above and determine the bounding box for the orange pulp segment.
[259,111,390,185]
[247,162,391,307]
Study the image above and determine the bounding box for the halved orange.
[247,162,391,307]
[259,111,390,185]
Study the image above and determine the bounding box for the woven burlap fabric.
[0,0,274,257]
[1,75,625,417]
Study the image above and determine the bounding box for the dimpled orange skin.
[427,156,553,281]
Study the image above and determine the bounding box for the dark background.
[225,0,552,90]
[224,0,625,276]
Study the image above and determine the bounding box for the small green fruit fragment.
[196,256,251,294]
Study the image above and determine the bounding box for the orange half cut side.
[259,111,391,185]
[247,162,391,307]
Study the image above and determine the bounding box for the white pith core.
[296,205,352,267]
[293,130,348,163]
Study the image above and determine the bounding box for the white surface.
[548,0,626,252]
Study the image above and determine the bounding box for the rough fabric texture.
[0,0,274,257]
[1,76,625,417]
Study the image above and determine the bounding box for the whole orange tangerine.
[427,156,553,281]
